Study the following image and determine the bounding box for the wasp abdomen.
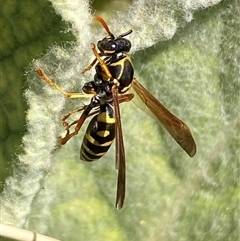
[80,103,115,162]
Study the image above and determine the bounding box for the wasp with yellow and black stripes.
[36,16,196,209]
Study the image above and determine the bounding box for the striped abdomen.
[80,103,115,162]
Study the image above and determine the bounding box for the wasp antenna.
[117,30,133,39]
[94,15,114,38]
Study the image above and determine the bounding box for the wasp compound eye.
[115,39,131,52]
[98,38,131,55]
[104,41,117,52]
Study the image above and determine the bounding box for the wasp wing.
[132,78,196,157]
[112,85,126,209]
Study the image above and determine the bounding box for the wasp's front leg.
[36,68,94,99]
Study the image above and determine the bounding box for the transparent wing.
[132,78,196,157]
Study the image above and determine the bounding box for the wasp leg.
[61,93,131,136]
[62,104,100,128]
[90,43,121,87]
[60,104,93,145]
[81,52,104,74]
[81,58,98,74]
[90,43,121,86]
[36,68,94,99]
[62,105,89,128]
[118,93,134,104]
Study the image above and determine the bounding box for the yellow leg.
[90,44,116,82]
[90,43,120,86]
[82,43,120,86]
[61,93,131,131]
[81,58,98,74]
[36,68,94,99]
[81,50,103,75]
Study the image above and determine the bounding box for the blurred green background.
[0,0,74,192]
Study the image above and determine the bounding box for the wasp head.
[95,16,132,55]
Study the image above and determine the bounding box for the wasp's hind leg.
[60,104,93,145]
[61,105,89,129]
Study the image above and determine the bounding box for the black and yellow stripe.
[103,53,134,94]
[80,103,115,162]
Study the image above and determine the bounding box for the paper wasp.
[36,16,196,209]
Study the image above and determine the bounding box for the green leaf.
[1,0,239,241]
